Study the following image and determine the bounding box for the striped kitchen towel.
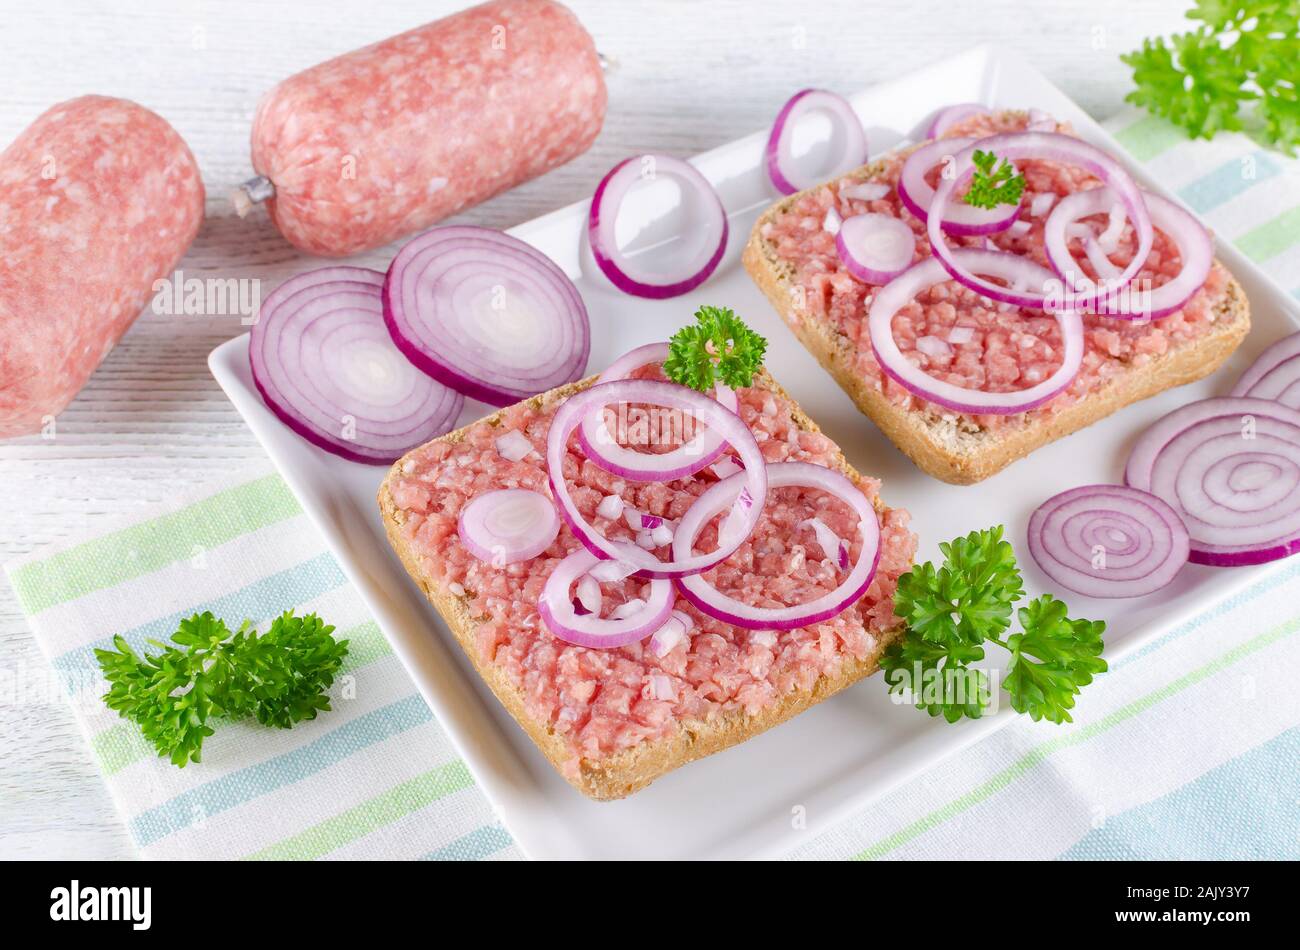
[6,107,1300,861]
[5,469,520,861]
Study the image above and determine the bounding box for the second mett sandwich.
[380,310,916,799]
[744,109,1250,484]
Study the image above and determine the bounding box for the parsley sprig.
[880,527,1107,724]
[95,611,349,766]
[664,306,768,392]
[962,149,1026,210]
[1123,1,1300,153]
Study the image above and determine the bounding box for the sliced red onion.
[457,489,560,566]
[550,380,768,578]
[1028,484,1190,598]
[495,429,534,462]
[1125,397,1300,566]
[588,545,641,583]
[588,155,728,299]
[835,213,917,284]
[841,181,890,202]
[578,342,739,480]
[928,132,1153,311]
[898,137,1022,236]
[765,88,868,195]
[539,548,675,648]
[1027,108,1057,133]
[923,102,987,139]
[1044,187,1212,320]
[649,609,694,657]
[868,249,1085,414]
[250,266,463,465]
[712,458,743,479]
[1030,192,1058,218]
[383,226,589,407]
[1231,331,1300,408]
[610,598,647,620]
[673,462,880,630]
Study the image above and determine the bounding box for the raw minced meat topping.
[760,112,1229,430]
[388,372,916,773]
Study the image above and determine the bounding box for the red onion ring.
[588,155,728,299]
[539,548,675,648]
[923,102,988,139]
[382,226,590,407]
[672,462,880,630]
[250,266,463,465]
[1232,331,1300,409]
[765,89,868,195]
[927,132,1153,311]
[457,489,560,566]
[898,137,1023,236]
[1125,397,1300,566]
[1027,485,1190,598]
[577,343,738,480]
[1043,187,1212,320]
[835,213,917,284]
[548,380,768,578]
[868,249,1085,414]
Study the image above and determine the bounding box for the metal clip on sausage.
[229,0,610,257]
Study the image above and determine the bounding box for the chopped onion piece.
[540,549,674,648]
[610,598,647,620]
[576,574,602,615]
[495,430,533,462]
[823,206,843,234]
[948,325,975,345]
[596,494,624,521]
[841,181,890,202]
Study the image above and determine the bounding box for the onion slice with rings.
[1231,331,1300,408]
[383,226,590,406]
[835,213,917,284]
[868,249,1085,414]
[250,266,464,464]
[577,342,738,480]
[673,462,880,630]
[539,548,675,648]
[1027,485,1190,598]
[765,89,868,195]
[588,154,728,299]
[457,489,560,566]
[548,380,768,578]
[898,137,1023,236]
[1044,187,1212,320]
[923,102,988,139]
[927,132,1153,311]
[1125,397,1300,566]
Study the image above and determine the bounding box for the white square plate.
[210,44,1299,859]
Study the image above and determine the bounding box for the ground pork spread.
[388,371,917,773]
[760,112,1229,430]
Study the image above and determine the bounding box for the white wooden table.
[0,0,1195,859]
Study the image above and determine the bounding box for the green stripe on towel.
[1235,206,1300,263]
[243,761,474,860]
[8,475,300,614]
[1112,114,1186,162]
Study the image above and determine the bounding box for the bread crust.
[741,123,1252,485]
[378,369,908,800]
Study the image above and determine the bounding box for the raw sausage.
[0,96,204,438]
[247,0,606,257]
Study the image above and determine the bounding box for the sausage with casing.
[248,0,607,256]
[0,96,205,437]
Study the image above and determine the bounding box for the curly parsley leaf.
[884,527,1105,724]
[1004,595,1108,724]
[962,150,1026,211]
[664,306,768,392]
[1124,2,1300,153]
[95,610,348,767]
